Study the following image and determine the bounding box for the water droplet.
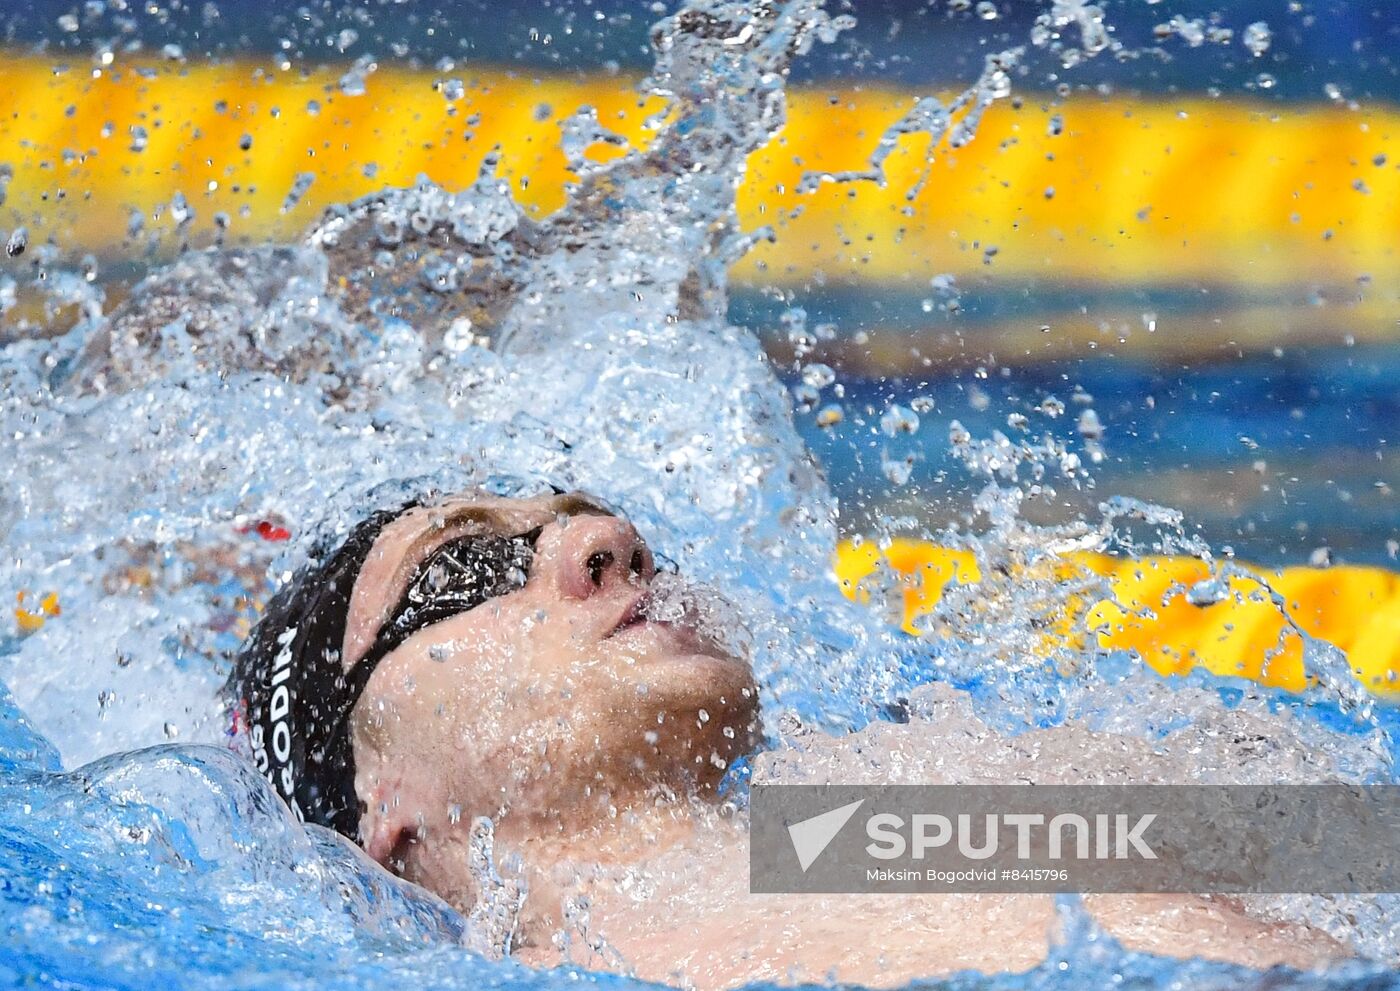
[882,449,916,486]
[443,318,477,353]
[1161,16,1205,47]
[169,192,193,228]
[801,363,835,389]
[791,382,820,413]
[338,55,376,97]
[1242,21,1272,57]
[421,261,460,294]
[1186,576,1228,607]
[280,172,315,214]
[439,78,465,103]
[5,227,28,257]
[880,404,920,437]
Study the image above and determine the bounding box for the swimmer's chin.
[646,649,761,743]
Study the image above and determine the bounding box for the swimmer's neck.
[400,785,718,944]
[505,790,714,868]
[461,798,691,957]
[511,791,729,949]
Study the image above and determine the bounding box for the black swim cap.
[228,505,406,838]
[227,499,548,841]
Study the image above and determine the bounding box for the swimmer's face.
[347,492,760,866]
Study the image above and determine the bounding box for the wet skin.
[348,493,760,884]
[342,493,1344,988]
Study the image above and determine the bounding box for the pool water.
[1,1,1398,988]
[789,346,1399,566]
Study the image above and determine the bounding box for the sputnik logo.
[787,799,865,871]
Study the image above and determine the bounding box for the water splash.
[6,0,928,765]
[796,48,1020,197]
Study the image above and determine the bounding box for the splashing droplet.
[801,363,836,390]
[439,78,466,103]
[880,404,920,437]
[1242,21,1272,57]
[5,227,28,258]
[280,173,316,214]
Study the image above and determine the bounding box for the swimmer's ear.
[357,773,416,865]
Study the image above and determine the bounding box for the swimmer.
[229,489,1344,989]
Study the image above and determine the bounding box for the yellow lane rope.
[835,539,1400,697]
[1,58,1398,297]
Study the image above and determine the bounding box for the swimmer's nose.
[533,514,655,600]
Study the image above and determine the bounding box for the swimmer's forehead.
[397,491,611,533]
[342,491,612,672]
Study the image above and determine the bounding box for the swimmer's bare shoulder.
[526,882,1342,989]
[1086,893,1343,973]
[514,692,1351,990]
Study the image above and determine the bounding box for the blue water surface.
[4,668,1400,991]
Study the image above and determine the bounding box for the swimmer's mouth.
[608,590,700,641]
[607,589,745,668]
[607,592,654,638]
